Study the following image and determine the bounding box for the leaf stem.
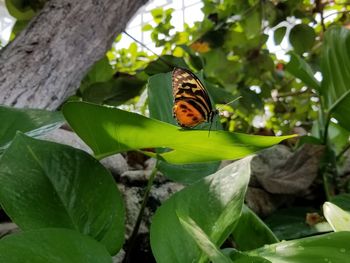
[123,159,159,263]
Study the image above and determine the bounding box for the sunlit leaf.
[62,101,295,164]
[323,202,350,231]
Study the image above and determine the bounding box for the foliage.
[2,0,350,262]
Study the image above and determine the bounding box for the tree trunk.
[0,0,146,110]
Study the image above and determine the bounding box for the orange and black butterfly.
[172,67,218,128]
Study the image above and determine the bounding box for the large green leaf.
[285,52,321,91]
[62,101,295,164]
[148,70,220,183]
[0,228,111,263]
[321,26,350,131]
[251,232,350,262]
[0,106,64,151]
[0,133,124,254]
[150,157,252,263]
[232,205,279,251]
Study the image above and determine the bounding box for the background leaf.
[150,157,252,263]
[0,133,124,254]
[0,228,112,263]
[289,24,316,54]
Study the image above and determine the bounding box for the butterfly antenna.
[123,31,174,69]
[217,96,242,111]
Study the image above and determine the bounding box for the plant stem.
[123,160,159,263]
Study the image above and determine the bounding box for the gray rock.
[40,128,129,175]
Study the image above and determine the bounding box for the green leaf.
[323,202,350,231]
[0,228,112,263]
[148,70,220,183]
[242,9,261,39]
[289,24,316,54]
[10,19,30,39]
[62,101,295,164]
[223,248,271,263]
[0,133,124,254]
[0,106,64,151]
[321,26,350,131]
[150,157,252,263]
[274,26,286,45]
[330,194,350,212]
[80,56,114,93]
[82,76,145,105]
[178,214,232,263]
[285,52,321,91]
[251,232,350,262]
[232,205,279,251]
[142,24,153,31]
[203,49,242,89]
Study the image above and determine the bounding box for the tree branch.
[0,0,147,109]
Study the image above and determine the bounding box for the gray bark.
[0,0,146,109]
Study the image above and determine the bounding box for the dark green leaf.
[0,228,112,263]
[150,157,252,263]
[232,205,279,251]
[330,194,350,212]
[0,106,64,151]
[0,133,124,254]
[82,75,145,105]
[289,24,316,54]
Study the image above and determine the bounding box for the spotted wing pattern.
[172,67,215,128]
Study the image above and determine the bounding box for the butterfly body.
[172,67,217,128]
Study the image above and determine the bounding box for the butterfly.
[172,67,218,128]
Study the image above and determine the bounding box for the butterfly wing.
[172,67,213,127]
